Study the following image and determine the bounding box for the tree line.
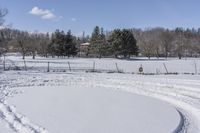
[0,28,78,59]
[89,26,138,58]
[1,26,200,60]
[132,27,200,59]
[89,26,200,59]
[1,9,200,59]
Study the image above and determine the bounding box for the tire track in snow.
[0,102,48,133]
[173,110,186,133]
[86,75,200,133]
[0,73,49,133]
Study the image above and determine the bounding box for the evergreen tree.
[64,30,77,57]
[108,29,122,57]
[50,29,65,56]
[109,29,138,58]
[49,29,78,57]
[121,29,138,58]
[90,26,107,58]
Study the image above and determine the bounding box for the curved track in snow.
[0,72,200,132]
[85,74,200,133]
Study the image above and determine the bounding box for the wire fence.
[0,57,199,75]
[0,59,122,73]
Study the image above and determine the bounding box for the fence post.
[68,61,71,72]
[93,61,95,71]
[47,62,50,72]
[156,68,159,75]
[115,63,120,73]
[163,63,168,74]
[24,59,27,71]
[194,61,197,75]
[3,55,5,71]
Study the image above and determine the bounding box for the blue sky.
[1,0,200,35]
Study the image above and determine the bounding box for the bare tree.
[139,28,162,59]
[37,33,51,57]
[139,31,155,59]
[160,29,174,58]
[0,8,8,56]
[28,33,39,59]
[173,28,187,59]
[16,31,30,59]
[0,8,8,26]
[0,28,14,49]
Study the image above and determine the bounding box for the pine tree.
[90,26,108,58]
[108,29,122,58]
[64,30,77,57]
[121,29,138,58]
[109,29,138,58]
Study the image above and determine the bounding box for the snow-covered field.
[6,86,180,133]
[0,55,200,133]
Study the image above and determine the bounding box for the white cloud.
[29,6,59,20]
[41,12,55,19]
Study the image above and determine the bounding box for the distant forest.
[1,8,200,59]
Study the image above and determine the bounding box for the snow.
[0,55,200,132]
[0,121,14,133]
[7,86,180,133]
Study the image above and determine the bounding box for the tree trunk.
[124,54,127,58]
[178,53,182,59]
[165,52,168,59]
[32,52,35,59]
[22,53,25,60]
